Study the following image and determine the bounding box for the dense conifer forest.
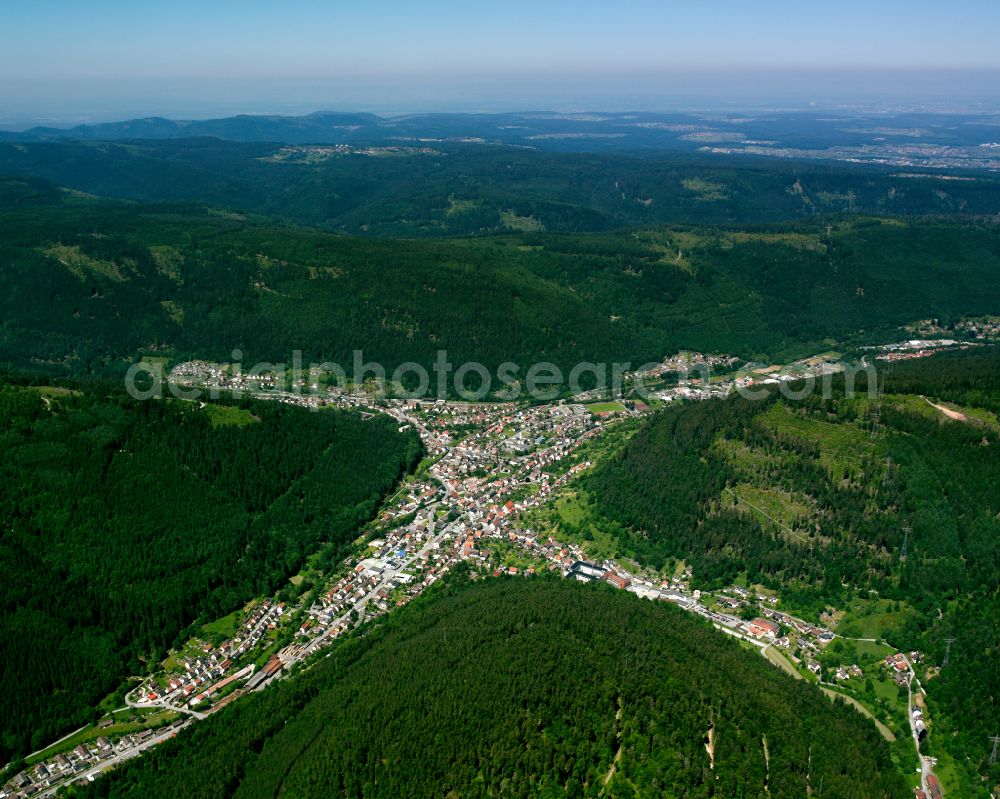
[0,379,421,762]
[580,348,1000,790]
[1,136,999,235]
[2,176,1000,381]
[74,577,908,799]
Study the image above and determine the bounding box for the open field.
[586,401,627,415]
[820,687,895,742]
[763,644,799,678]
[202,608,242,641]
[761,402,878,480]
[837,598,918,641]
[725,483,812,541]
[201,404,260,428]
[883,392,1000,431]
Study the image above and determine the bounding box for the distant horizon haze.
[2,68,1000,129]
[3,0,1000,125]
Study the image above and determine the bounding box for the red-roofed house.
[749,618,780,638]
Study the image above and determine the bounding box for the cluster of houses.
[867,338,976,363]
[834,664,865,682]
[305,546,428,632]
[756,604,834,644]
[698,588,854,677]
[464,530,570,578]
[720,585,778,608]
[141,600,285,709]
[884,651,914,686]
[753,607,838,675]
[12,597,302,795]
[2,724,183,798]
[953,318,1000,340]
[638,348,873,405]
[437,404,593,477]
[267,144,444,163]
[633,351,741,382]
[266,144,352,162]
[280,400,605,657]
[907,316,1000,341]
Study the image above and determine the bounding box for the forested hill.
[3,177,1000,379]
[76,577,907,799]
[578,348,1000,793]
[1,138,999,235]
[0,378,422,763]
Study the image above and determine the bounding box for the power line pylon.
[882,457,893,487]
[989,735,1000,765]
[900,526,910,561]
[942,638,955,668]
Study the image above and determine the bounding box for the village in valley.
[7,336,985,799]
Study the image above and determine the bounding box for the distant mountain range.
[0,112,383,145]
[3,110,1000,166]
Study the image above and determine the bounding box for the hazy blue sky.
[2,0,999,122]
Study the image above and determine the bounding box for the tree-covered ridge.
[585,350,1000,604]
[0,378,422,763]
[77,577,907,799]
[582,348,1000,791]
[1,137,999,235]
[2,178,1000,378]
